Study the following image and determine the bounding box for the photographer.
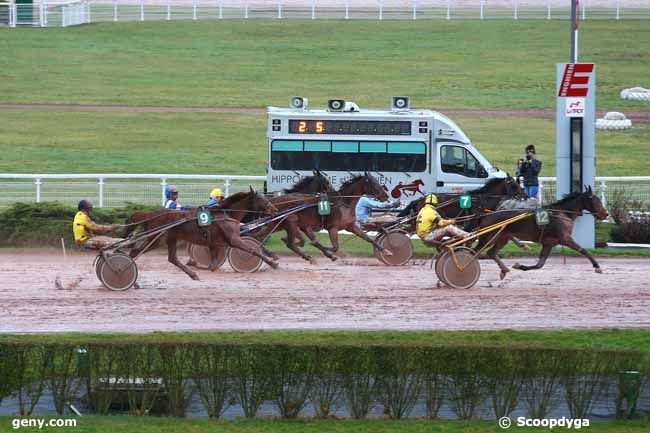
[516,144,542,199]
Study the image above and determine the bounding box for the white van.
[266,97,506,201]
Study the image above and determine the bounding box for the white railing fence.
[2,0,649,27]
[1,174,649,211]
[0,174,267,208]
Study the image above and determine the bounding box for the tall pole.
[570,0,578,63]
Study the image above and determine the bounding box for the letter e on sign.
[558,63,594,97]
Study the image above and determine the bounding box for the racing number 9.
[197,210,212,227]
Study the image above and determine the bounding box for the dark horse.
[474,186,609,280]
[126,188,278,280]
[285,173,393,260]
[244,171,334,263]
[398,176,526,231]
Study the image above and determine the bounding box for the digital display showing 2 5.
[288,120,411,135]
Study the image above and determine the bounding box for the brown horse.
[126,188,278,280]
[285,173,392,261]
[244,171,334,263]
[398,176,525,223]
[474,186,609,280]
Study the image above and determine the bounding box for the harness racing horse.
[474,186,609,280]
[245,171,334,263]
[398,176,526,231]
[289,173,394,261]
[126,188,278,280]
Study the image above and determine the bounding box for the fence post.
[193,0,197,20]
[412,0,416,20]
[378,0,382,20]
[161,179,167,206]
[513,0,517,19]
[224,179,231,197]
[61,6,65,27]
[140,0,144,21]
[87,2,91,24]
[616,0,620,19]
[277,0,281,18]
[480,0,484,19]
[39,2,44,26]
[218,0,222,18]
[244,2,248,18]
[98,178,104,208]
[167,0,171,20]
[445,0,450,20]
[311,0,315,19]
[345,0,348,19]
[546,0,550,19]
[538,180,543,206]
[113,0,117,21]
[600,180,607,210]
[35,178,42,203]
[581,0,585,20]
[44,1,48,26]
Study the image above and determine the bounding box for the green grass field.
[0,20,649,175]
[0,417,647,433]
[1,109,649,175]
[2,329,650,350]
[1,20,649,109]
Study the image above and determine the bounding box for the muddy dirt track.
[1,252,649,333]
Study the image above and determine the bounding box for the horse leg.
[260,244,280,262]
[558,238,603,273]
[510,236,530,251]
[485,237,512,280]
[207,243,223,272]
[347,224,393,256]
[282,225,314,263]
[302,226,337,260]
[512,244,553,271]
[167,236,200,280]
[228,236,279,269]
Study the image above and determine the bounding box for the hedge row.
[0,203,155,247]
[0,344,647,420]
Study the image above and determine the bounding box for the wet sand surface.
[1,252,649,333]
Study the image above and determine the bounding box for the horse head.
[505,176,527,199]
[249,186,278,215]
[363,172,388,200]
[583,185,609,220]
[284,171,333,194]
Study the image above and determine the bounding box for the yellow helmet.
[425,193,438,206]
[210,188,224,199]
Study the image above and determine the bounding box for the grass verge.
[0,417,648,433]
[1,329,650,351]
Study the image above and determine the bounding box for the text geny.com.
[12,418,77,430]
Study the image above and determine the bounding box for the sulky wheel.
[95,255,106,284]
[374,230,413,266]
[434,250,451,287]
[189,244,227,270]
[99,253,138,291]
[441,246,481,290]
[227,236,264,273]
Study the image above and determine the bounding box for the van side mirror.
[478,166,488,178]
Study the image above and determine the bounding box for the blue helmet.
[165,185,178,200]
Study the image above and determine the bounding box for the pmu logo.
[558,63,594,97]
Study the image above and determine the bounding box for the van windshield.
[440,145,487,178]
